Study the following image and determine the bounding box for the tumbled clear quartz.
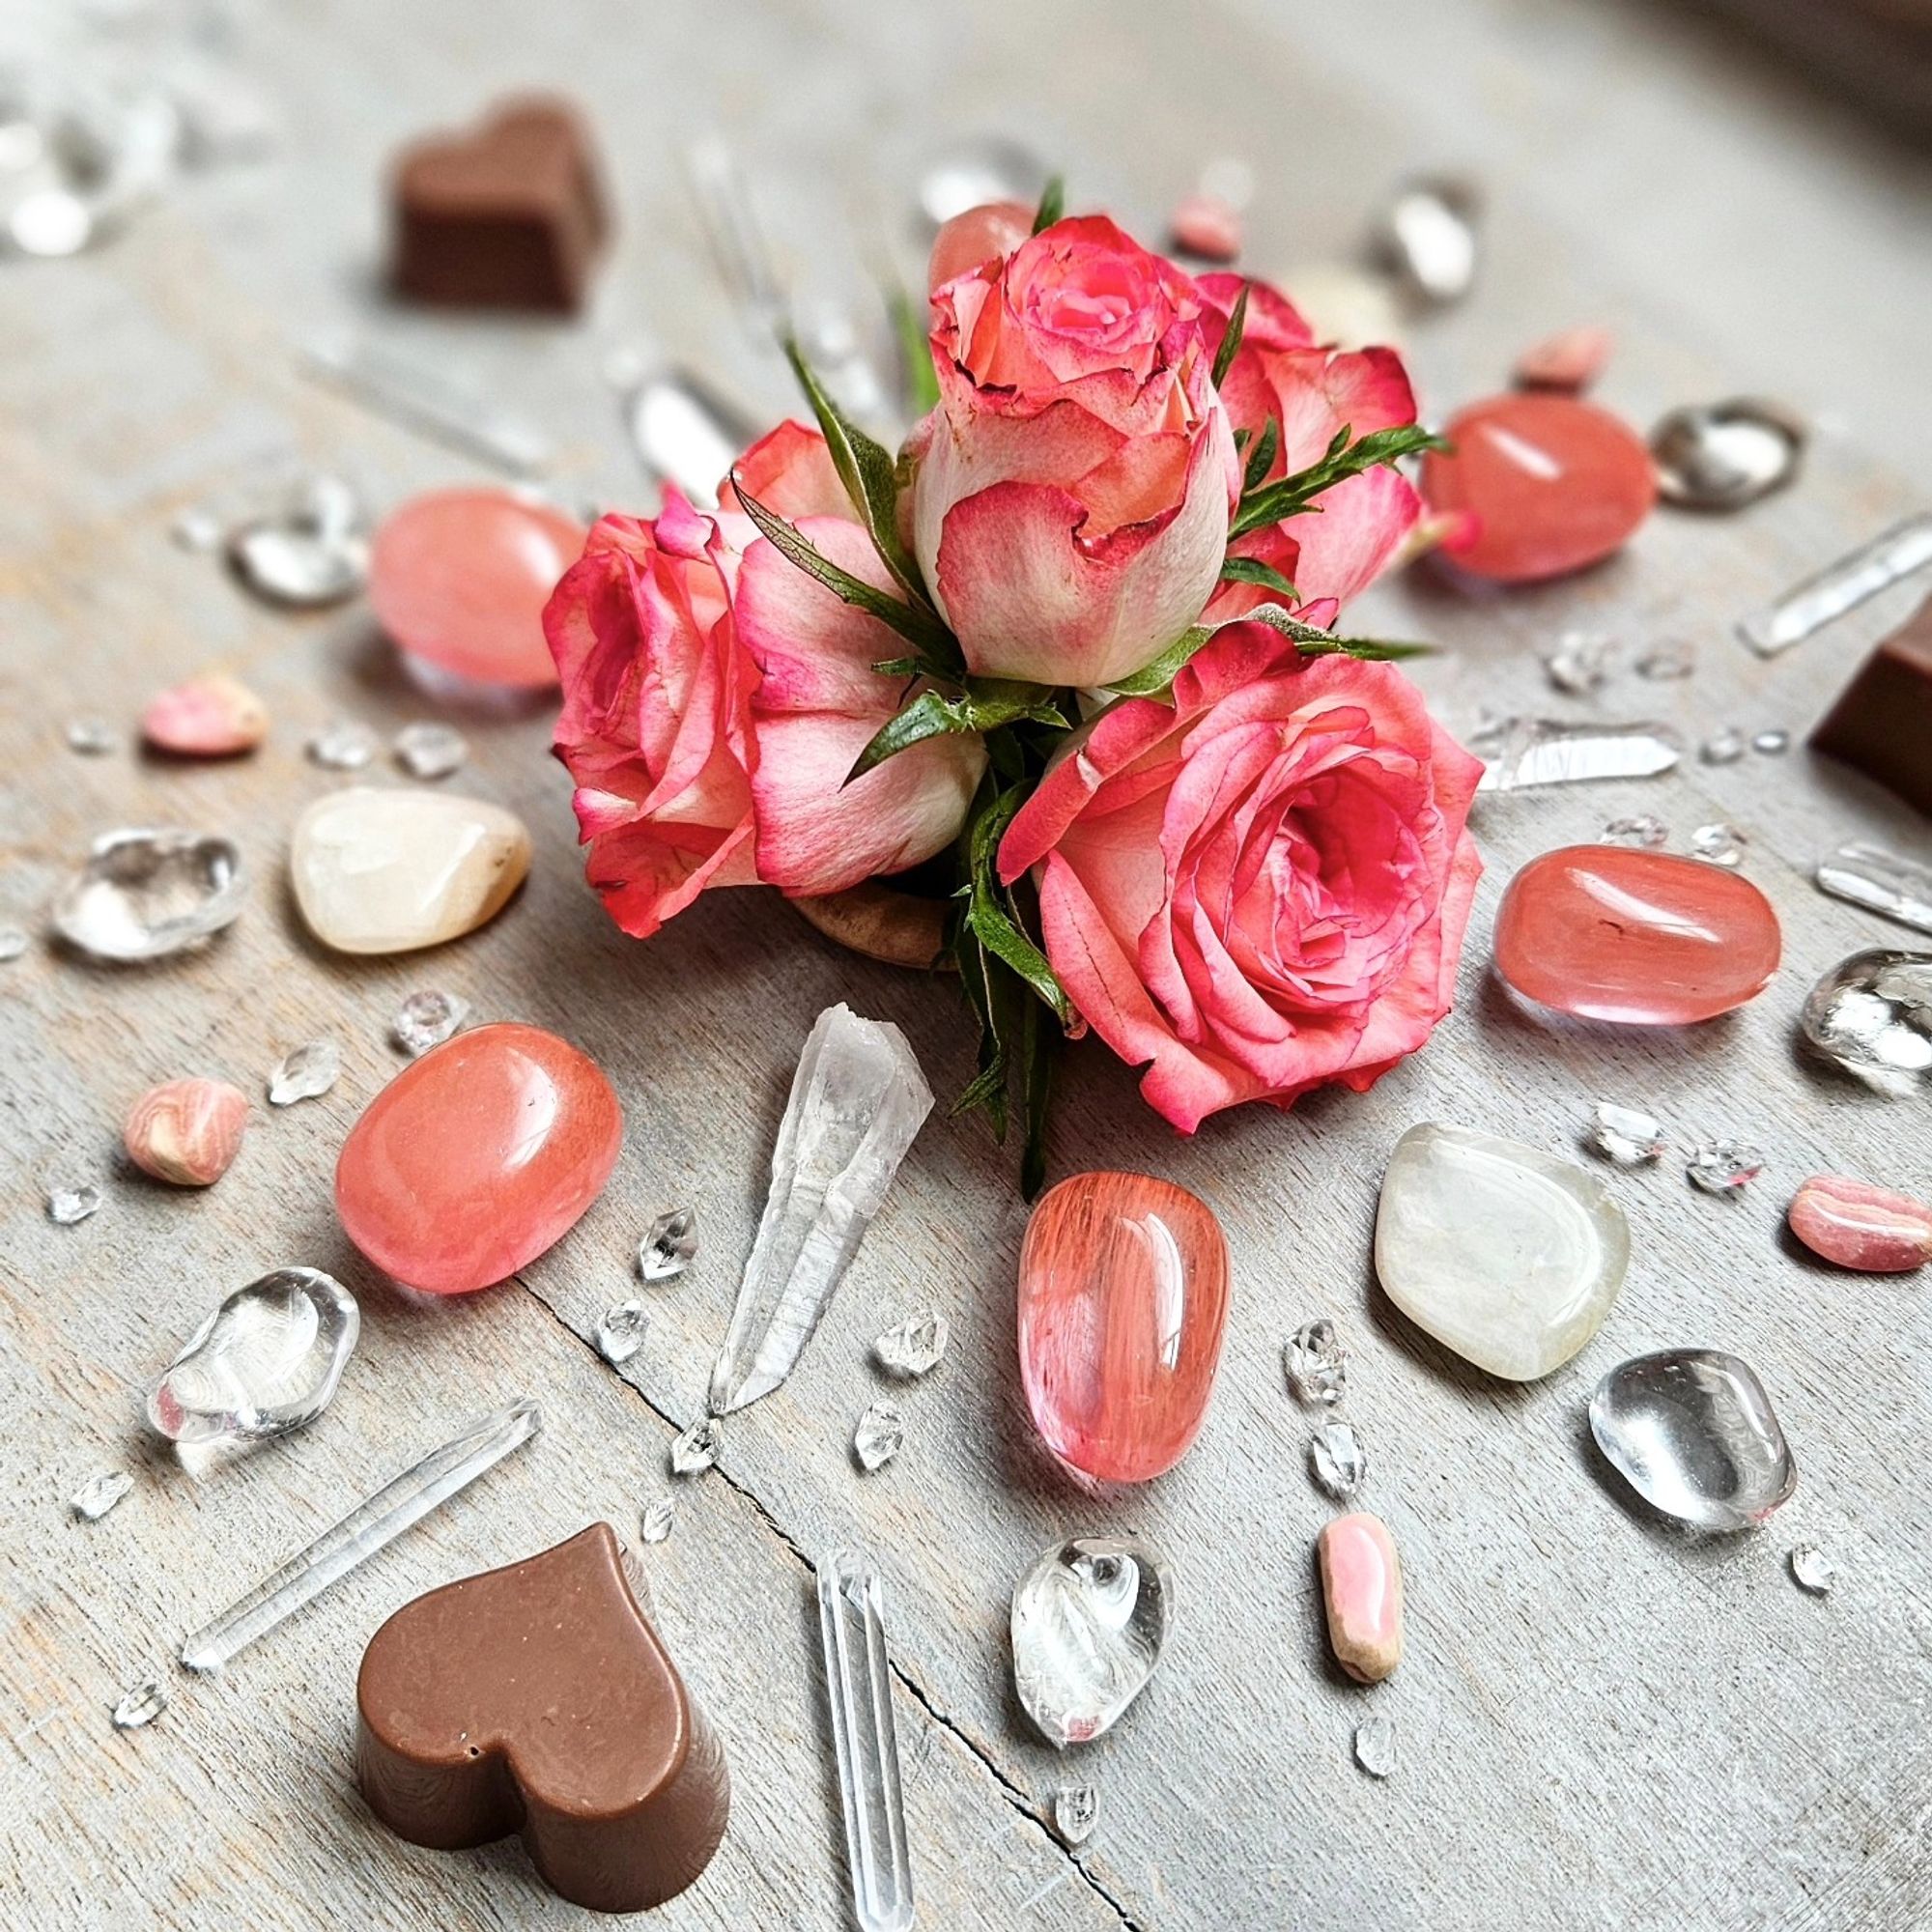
[268,1039,339,1105]
[1353,1716,1398,1778]
[1542,632,1616,696]
[640,1497,675,1544]
[51,829,246,961]
[1690,823,1747,868]
[1789,1546,1835,1595]
[709,1006,933,1414]
[874,1313,949,1378]
[670,1416,721,1477]
[639,1206,698,1282]
[1471,717,1682,791]
[1590,1102,1667,1166]
[1686,1140,1765,1196]
[853,1402,904,1473]
[1053,1785,1098,1847]
[66,718,116,754]
[393,721,469,781]
[147,1267,359,1445]
[596,1300,650,1366]
[1815,844,1932,938]
[47,1183,102,1225]
[1800,951,1932,1095]
[391,988,468,1056]
[229,475,369,608]
[1285,1319,1347,1406]
[1011,1535,1173,1749]
[71,1470,133,1520]
[0,926,28,962]
[1700,726,1747,765]
[1604,814,1667,850]
[305,719,377,770]
[112,1681,166,1731]
[1310,1419,1367,1498]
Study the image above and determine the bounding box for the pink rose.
[547,422,983,938]
[909,214,1238,689]
[998,625,1483,1132]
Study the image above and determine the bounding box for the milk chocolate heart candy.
[356,1523,729,1913]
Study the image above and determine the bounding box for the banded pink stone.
[1788,1174,1931,1274]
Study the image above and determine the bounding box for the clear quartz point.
[305,719,377,770]
[47,1183,102,1225]
[1590,1102,1666,1166]
[1604,814,1668,849]
[640,1497,675,1544]
[51,828,245,961]
[393,721,469,781]
[1686,1140,1765,1196]
[71,1469,133,1520]
[1309,1418,1368,1498]
[1588,1350,1795,1530]
[1800,950,1932,1095]
[621,368,762,508]
[1053,1784,1098,1847]
[1471,717,1682,792]
[228,476,369,608]
[1353,1716,1398,1777]
[708,1006,933,1415]
[853,1402,904,1473]
[1815,842,1932,938]
[639,1206,698,1283]
[670,1415,721,1477]
[1740,514,1932,656]
[1789,1546,1835,1595]
[112,1681,166,1731]
[1690,823,1747,868]
[873,1313,949,1378]
[180,1399,540,1672]
[595,1300,650,1366]
[817,1548,915,1932]
[1011,1535,1173,1749]
[147,1267,359,1446]
[269,1039,339,1105]
[391,988,468,1056]
[1284,1319,1347,1406]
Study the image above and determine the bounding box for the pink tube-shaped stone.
[1788,1174,1932,1273]
[1318,1512,1404,1684]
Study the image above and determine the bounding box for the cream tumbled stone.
[291,786,530,955]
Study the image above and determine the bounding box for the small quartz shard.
[1590,1102,1666,1167]
[71,1470,133,1521]
[1309,1419,1367,1499]
[853,1402,904,1473]
[66,718,117,755]
[1700,727,1747,766]
[391,988,469,1057]
[1319,1512,1404,1684]
[269,1039,340,1106]
[1789,1547,1835,1596]
[874,1313,949,1379]
[1603,814,1667,850]
[112,1681,166,1731]
[1285,1319,1347,1406]
[640,1497,676,1543]
[708,1007,933,1415]
[1788,1174,1932,1273]
[1650,398,1804,511]
[1814,841,1932,938]
[596,1300,650,1366]
[307,720,378,770]
[0,926,28,962]
[1353,1716,1397,1778]
[1741,516,1932,657]
[1542,632,1616,696]
[1686,1141,1766,1196]
[1800,950,1932,1095]
[1470,717,1682,791]
[124,1076,249,1185]
[229,476,370,608]
[1052,1785,1098,1848]
[670,1416,721,1478]
[142,674,268,757]
[1752,728,1790,756]
[52,828,246,962]
[393,721,469,781]
[1690,822,1747,869]
[1011,1536,1173,1748]
[1635,640,1695,681]
[640,1206,698,1283]
[47,1183,103,1226]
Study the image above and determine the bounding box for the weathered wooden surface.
[3,1,1931,1928]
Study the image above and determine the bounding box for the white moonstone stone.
[291,786,530,955]
[1375,1122,1629,1380]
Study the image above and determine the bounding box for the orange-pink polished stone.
[370,488,585,690]
[927,200,1033,293]
[1423,392,1656,582]
[1017,1170,1230,1484]
[1318,1512,1404,1684]
[335,1022,621,1295]
[1493,844,1781,1025]
[1788,1174,1932,1273]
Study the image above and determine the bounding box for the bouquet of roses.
[547,186,1483,1190]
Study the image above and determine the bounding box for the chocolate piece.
[356,1523,728,1913]
[1810,595,1932,817]
[390,97,610,314]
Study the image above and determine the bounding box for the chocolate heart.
[390,96,610,314]
[356,1523,728,1913]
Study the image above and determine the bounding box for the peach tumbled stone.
[927,199,1032,293]
[1493,844,1781,1025]
[1788,1174,1932,1274]
[1319,1512,1404,1684]
[124,1077,249,1186]
[1018,1170,1230,1484]
[141,673,269,757]
[334,1022,621,1294]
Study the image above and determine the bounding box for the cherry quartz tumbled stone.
[1423,392,1657,582]
[1788,1175,1932,1274]
[1018,1171,1230,1484]
[1493,844,1781,1025]
[370,488,586,691]
[335,1023,621,1294]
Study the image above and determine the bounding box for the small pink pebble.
[1318,1511,1404,1684]
[141,674,269,757]
[370,488,585,692]
[1788,1174,1932,1273]
[927,199,1034,294]
[1514,325,1613,393]
[124,1077,249,1186]
[1170,191,1242,264]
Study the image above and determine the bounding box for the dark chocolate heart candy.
[356,1523,728,1913]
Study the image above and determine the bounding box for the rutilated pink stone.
[1318,1511,1404,1684]
[1788,1175,1932,1274]
[334,1023,621,1295]
[140,673,269,757]
[1493,844,1781,1025]
[124,1077,249,1186]
[1017,1170,1230,1484]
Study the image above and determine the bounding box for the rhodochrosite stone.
[1494,844,1781,1025]
[124,1076,249,1186]
[1018,1171,1230,1483]
[370,488,585,689]
[1318,1512,1404,1684]
[1788,1175,1932,1273]
[1423,392,1656,582]
[335,1023,621,1294]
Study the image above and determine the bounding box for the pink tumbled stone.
[335,1022,621,1295]
[124,1077,249,1186]
[927,199,1033,294]
[1789,1174,1932,1274]
[369,488,586,691]
[141,674,269,757]
[1319,1512,1404,1684]
[1018,1170,1230,1484]
[1493,844,1781,1025]
[1513,325,1613,393]
[1169,191,1242,263]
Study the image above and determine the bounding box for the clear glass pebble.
[1374,175,1479,304]
[1700,726,1747,765]
[1800,950,1932,1096]
[228,475,369,608]
[393,721,469,781]
[639,1205,698,1283]
[595,1300,650,1367]
[71,1469,133,1520]
[1541,632,1616,696]
[1052,1785,1098,1847]
[1740,514,1932,656]
[670,1415,722,1477]
[640,1497,676,1544]
[1590,1102,1666,1166]
[112,1681,166,1731]
[147,1267,359,1446]
[1310,1418,1368,1498]
[47,1182,102,1226]
[1814,843,1932,938]
[51,828,246,961]
[268,1039,339,1105]
[1751,727,1790,755]
[1471,717,1682,792]
[1604,814,1668,850]
[1353,1716,1398,1778]
[1635,640,1695,681]
[1284,1319,1347,1406]
[1690,823,1747,868]
[1686,1140,1765,1195]
[66,718,116,755]
[391,988,468,1057]
[1011,1535,1173,1748]
[874,1313,950,1379]
[853,1402,905,1473]
[0,925,28,961]
[1650,398,1804,511]
[1789,1546,1835,1595]
[305,719,377,770]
